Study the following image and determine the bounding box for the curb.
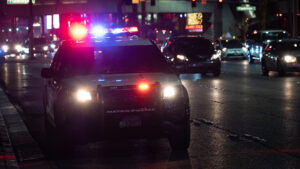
[0,89,51,169]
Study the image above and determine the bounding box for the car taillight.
[138,82,150,92]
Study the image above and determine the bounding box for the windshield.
[222,40,243,48]
[33,38,48,45]
[63,45,170,76]
[174,38,214,56]
[262,32,288,40]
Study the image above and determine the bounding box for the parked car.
[161,35,221,76]
[261,38,300,76]
[246,30,289,63]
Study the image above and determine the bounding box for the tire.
[248,55,254,64]
[213,68,221,77]
[278,61,286,76]
[168,105,190,151]
[168,122,190,151]
[261,61,269,76]
[43,94,74,157]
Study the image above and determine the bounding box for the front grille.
[99,84,161,113]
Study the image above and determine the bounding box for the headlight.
[176,54,188,61]
[242,47,247,52]
[222,48,227,52]
[43,46,48,51]
[163,86,176,98]
[50,44,56,49]
[76,89,92,102]
[211,50,221,60]
[15,44,22,52]
[284,55,297,63]
[2,45,9,52]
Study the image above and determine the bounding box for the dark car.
[41,36,190,152]
[161,36,221,76]
[261,39,300,76]
[246,30,289,64]
[24,38,52,54]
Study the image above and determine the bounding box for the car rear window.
[62,45,171,76]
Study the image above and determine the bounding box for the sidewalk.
[0,89,51,169]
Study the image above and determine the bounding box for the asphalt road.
[1,57,300,169]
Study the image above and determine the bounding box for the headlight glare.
[284,55,297,63]
[163,86,176,98]
[242,47,247,52]
[43,46,48,51]
[2,45,9,52]
[222,48,227,52]
[176,54,188,61]
[50,44,56,49]
[15,44,22,52]
[76,89,92,102]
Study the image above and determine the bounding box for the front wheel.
[168,123,190,151]
[261,61,269,76]
[248,55,254,64]
[278,61,286,76]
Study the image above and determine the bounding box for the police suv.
[41,26,190,152]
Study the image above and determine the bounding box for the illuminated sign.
[236,6,256,11]
[132,0,139,4]
[185,25,203,32]
[187,13,203,26]
[186,13,203,32]
[185,25,203,30]
[7,0,35,4]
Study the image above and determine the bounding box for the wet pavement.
[0,57,300,169]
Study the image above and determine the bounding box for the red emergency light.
[69,24,88,40]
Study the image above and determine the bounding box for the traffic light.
[192,0,196,7]
[151,0,155,6]
[218,0,223,8]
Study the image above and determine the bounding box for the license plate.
[119,116,142,128]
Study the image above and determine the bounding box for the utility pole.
[28,0,34,59]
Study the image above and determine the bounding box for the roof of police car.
[63,37,154,48]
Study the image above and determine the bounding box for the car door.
[45,46,64,123]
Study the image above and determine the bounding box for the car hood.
[176,51,212,61]
[63,73,182,89]
[277,50,300,57]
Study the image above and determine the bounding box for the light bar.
[70,24,88,40]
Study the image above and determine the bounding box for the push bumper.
[56,96,189,142]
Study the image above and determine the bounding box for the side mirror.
[41,68,54,78]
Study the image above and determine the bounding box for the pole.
[28,0,34,59]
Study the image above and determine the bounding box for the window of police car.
[52,44,172,78]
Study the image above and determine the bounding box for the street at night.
[1,57,300,168]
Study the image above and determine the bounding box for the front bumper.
[173,59,221,73]
[282,62,300,72]
[222,50,248,59]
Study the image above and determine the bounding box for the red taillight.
[138,82,150,92]
[168,40,171,45]
[70,24,88,40]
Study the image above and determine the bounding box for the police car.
[41,25,190,151]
